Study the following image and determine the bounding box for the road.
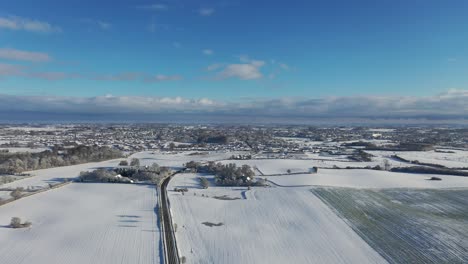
[160,172,181,264]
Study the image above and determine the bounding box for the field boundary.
[0,181,72,207]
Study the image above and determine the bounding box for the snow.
[130,150,250,169]
[0,147,50,153]
[1,150,466,264]
[0,183,161,264]
[264,169,468,189]
[4,126,67,132]
[0,159,123,200]
[167,173,386,264]
[219,157,404,175]
[392,150,468,168]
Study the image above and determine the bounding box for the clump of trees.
[80,163,172,184]
[79,169,121,183]
[0,145,123,174]
[348,150,374,162]
[10,217,31,228]
[186,161,263,186]
[118,160,129,166]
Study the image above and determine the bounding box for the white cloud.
[219,64,263,80]
[97,21,111,30]
[0,63,23,76]
[0,48,51,62]
[203,49,214,55]
[81,19,111,30]
[0,16,61,33]
[213,57,266,80]
[138,4,168,10]
[0,64,182,83]
[144,74,182,82]
[27,72,80,81]
[90,72,142,81]
[279,63,289,70]
[239,55,250,63]
[206,63,224,71]
[198,8,215,16]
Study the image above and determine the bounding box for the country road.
[160,171,182,264]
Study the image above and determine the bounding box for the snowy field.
[1,150,467,264]
[312,187,468,263]
[168,173,386,264]
[0,158,123,200]
[0,147,50,153]
[263,169,468,189]
[393,150,468,168]
[0,183,161,264]
[219,157,411,176]
[130,150,250,169]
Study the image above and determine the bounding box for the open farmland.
[312,187,468,263]
[168,173,386,264]
[130,150,250,169]
[264,169,468,188]
[0,183,161,264]
[0,159,123,200]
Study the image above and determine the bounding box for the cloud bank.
[0,90,466,124]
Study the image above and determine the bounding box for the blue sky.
[0,1,468,122]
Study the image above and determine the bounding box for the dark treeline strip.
[0,145,122,174]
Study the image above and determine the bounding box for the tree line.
[0,145,123,174]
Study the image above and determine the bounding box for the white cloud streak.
[138,4,168,10]
[144,74,183,83]
[0,63,23,76]
[203,49,214,55]
[0,16,61,33]
[80,19,111,30]
[0,63,182,82]
[198,8,215,16]
[218,63,263,80]
[0,48,51,62]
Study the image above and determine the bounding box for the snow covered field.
[220,157,411,176]
[1,150,467,264]
[0,159,123,200]
[168,173,386,264]
[0,147,50,153]
[393,150,468,168]
[130,150,250,169]
[313,187,468,263]
[167,152,468,264]
[0,183,161,264]
[264,169,468,189]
